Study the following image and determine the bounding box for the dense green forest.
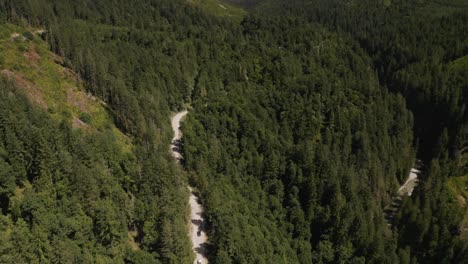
[242,1,468,262]
[0,0,466,263]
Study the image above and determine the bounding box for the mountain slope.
[0,23,192,264]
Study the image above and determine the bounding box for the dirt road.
[398,168,420,196]
[170,110,208,264]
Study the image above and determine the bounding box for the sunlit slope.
[0,24,131,151]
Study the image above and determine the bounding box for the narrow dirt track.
[398,168,420,196]
[170,110,208,264]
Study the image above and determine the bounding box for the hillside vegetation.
[0,23,191,263]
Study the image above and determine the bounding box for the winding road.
[170,110,208,264]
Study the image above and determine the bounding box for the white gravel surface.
[170,110,208,264]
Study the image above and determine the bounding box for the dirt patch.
[24,50,40,68]
[10,32,26,42]
[71,115,90,131]
[10,32,21,41]
[67,86,91,113]
[457,195,466,207]
[1,69,48,109]
[1,69,14,78]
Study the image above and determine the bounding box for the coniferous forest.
[0,0,466,263]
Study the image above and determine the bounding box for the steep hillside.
[0,24,130,144]
[0,23,191,263]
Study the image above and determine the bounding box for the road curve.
[170,110,209,264]
[385,164,422,226]
[398,168,420,196]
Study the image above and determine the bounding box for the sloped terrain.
[0,23,191,264]
[0,24,130,142]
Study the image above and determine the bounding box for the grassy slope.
[0,24,132,152]
[0,23,144,256]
